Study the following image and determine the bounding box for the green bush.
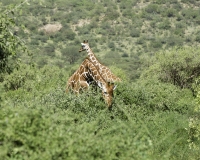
[151,40,162,48]
[78,25,90,35]
[181,0,196,4]
[154,0,168,4]
[195,32,200,42]
[158,19,171,30]
[0,63,198,160]
[59,28,76,41]
[108,42,115,50]
[136,36,145,45]
[2,64,66,93]
[173,28,184,37]
[104,51,120,60]
[3,64,37,91]
[106,7,119,20]
[145,4,159,14]
[165,8,177,17]
[61,45,83,64]
[188,77,200,150]
[167,35,183,47]
[141,47,200,90]
[0,6,27,73]
[181,9,199,19]
[115,80,194,114]
[122,9,135,19]
[130,29,140,37]
[43,43,56,57]
[0,100,154,159]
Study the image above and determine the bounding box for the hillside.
[2,0,200,79]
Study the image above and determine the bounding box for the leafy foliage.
[1,1,200,159]
[0,4,27,74]
[0,58,198,159]
[188,77,200,150]
[115,79,194,114]
[141,47,200,90]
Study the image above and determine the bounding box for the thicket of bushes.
[1,47,200,159]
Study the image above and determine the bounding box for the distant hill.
[2,0,200,80]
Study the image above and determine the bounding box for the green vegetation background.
[0,0,200,159]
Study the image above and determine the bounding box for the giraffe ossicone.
[66,58,116,107]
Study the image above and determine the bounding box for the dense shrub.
[181,9,199,19]
[154,0,168,4]
[141,47,200,90]
[195,33,200,43]
[0,7,27,73]
[130,29,140,37]
[59,28,76,41]
[78,26,90,35]
[108,42,115,50]
[188,77,200,150]
[43,43,56,57]
[145,4,159,14]
[0,62,198,159]
[167,35,183,47]
[2,64,66,92]
[115,80,194,114]
[3,64,37,91]
[151,40,162,48]
[105,7,119,20]
[61,45,83,64]
[0,98,155,159]
[165,8,176,17]
[122,9,135,19]
[158,19,171,30]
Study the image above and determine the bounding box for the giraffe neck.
[85,47,120,82]
[84,59,107,92]
[86,48,100,67]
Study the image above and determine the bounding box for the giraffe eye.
[104,91,107,94]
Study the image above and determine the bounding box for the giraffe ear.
[113,85,117,90]
[86,40,88,43]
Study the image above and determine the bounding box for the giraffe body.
[66,58,116,107]
[79,40,121,83]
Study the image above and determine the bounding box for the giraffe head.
[79,40,89,52]
[98,81,117,107]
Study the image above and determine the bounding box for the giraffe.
[79,40,121,83]
[66,57,116,107]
